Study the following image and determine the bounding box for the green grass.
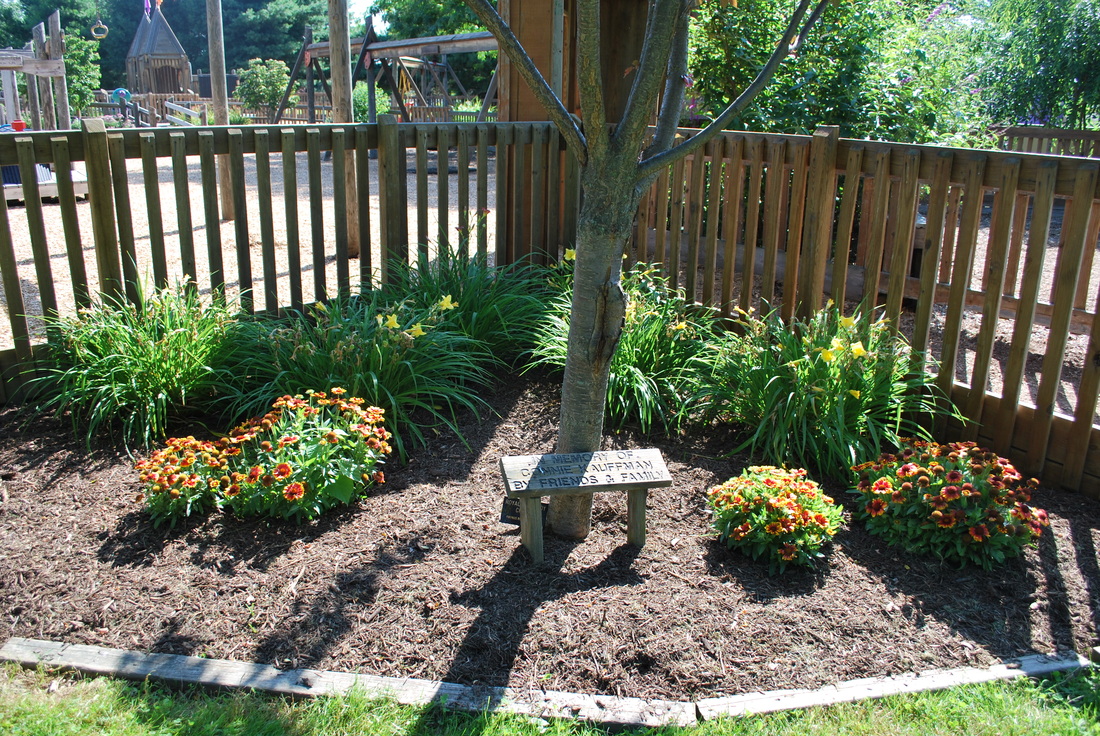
[3,664,1097,735]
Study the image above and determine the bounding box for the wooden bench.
[498,448,672,564]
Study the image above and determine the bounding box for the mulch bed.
[1,371,1099,701]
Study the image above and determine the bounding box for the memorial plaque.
[499,496,548,526]
[499,448,672,498]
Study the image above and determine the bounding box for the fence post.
[796,125,839,322]
[81,118,123,301]
[376,114,407,286]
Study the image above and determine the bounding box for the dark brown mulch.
[1,371,1098,701]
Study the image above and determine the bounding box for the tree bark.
[548,158,640,539]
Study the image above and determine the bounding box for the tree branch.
[615,0,689,156]
[637,0,833,180]
[575,0,608,158]
[462,0,588,166]
[647,4,692,156]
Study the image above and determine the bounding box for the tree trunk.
[548,161,641,539]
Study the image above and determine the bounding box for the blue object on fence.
[112,87,132,104]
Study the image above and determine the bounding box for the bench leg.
[627,489,647,547]
[519,497,544,564]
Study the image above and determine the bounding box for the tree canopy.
[689,0,991,144]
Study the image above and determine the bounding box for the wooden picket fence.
[632,126,1100,496]
[0,118,1097,496]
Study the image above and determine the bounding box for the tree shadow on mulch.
[837,512,1069,659]
[403,542,643,735]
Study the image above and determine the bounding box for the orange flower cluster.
[853,440,1048,570]
[135,388,393,525]
[708,466,843,574]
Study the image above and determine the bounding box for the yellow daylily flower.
[839,315,856,329]
[673,322,688,331]
[820,349,836,363]
[563,248,576,261]
[850,341,867,358]
[409,323,426,338]
[383,314,400,329]
[830,337,844,351]
[849,390,861,399]
[438,294,458,311]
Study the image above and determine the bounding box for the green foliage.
[213,293,493,458]
[708,466,842,574]
[694,304,958,479]
[0,0,25,50]
[63,35,101,116]
[852,440,1049,570]
[383,246,551,364]
[135,390,391,526]
[983,0,1100,128]
[234,58,293,112]
[353,80,392,121]
[31,285,235,450]
[530,262,719,434]
[688,0,992,145]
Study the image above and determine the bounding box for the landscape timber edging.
[0,637,1093,727]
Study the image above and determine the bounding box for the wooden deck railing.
[0,119,1097,496]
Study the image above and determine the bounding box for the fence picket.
[884,149,921,331]
[197,131,224,300]
[720,136,744,316]
[332,128,350,300]
[228,129,252,312]
[169,131,197,292]
[138,132,168,290]
[253,130,277,312]
[1029,163,1100,474]
[994,161,1058,453]
[740,139,764,313]
[760,138,786,311]
[49,137,89,310]
[830,145,864,307]
[306,128,326,301]
[935,154,988,430]
[702,138,725,307]
[962,157,1021,439]
[781,141,809,323]
[911,151,954,357]
[281,128,303,311]
[355,127,373,289]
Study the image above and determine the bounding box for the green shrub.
[135,389,392,526]
[384,246,550,364]
[694,303,957,479]
[32,285,235,450]
[529,263,718,434]
[234,58,295,112]
[213,293,492,458]
[707,465,843,574]
[852,440,1048,570]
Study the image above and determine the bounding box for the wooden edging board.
[1,637,1092,727]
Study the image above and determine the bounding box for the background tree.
[371,0,496,96]
[0,0,26,49]
[689,0,990,144]
[63,34,102,115]
[463,0,832,539]
[982,0,1100,129]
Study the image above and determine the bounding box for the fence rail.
[0,119,1097,497]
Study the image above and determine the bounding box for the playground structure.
[0,10,87,200]
[273,20,498,125]
[125,4,193,96]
